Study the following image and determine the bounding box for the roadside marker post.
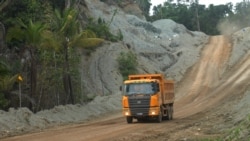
[17,75,23,108]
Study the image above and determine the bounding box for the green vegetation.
[150,0,250,35]
[224,114,250,141]
[99,0,250,35]
[0,0,115,111]
[134,0,152,19]
[198,114,250,141]
[0,60,17,109]
[85,9,123,42]
[0,93,9,109]
[117,51,138,80]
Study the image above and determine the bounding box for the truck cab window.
[125,83,155,95]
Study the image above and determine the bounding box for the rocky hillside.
[80,0,207,96]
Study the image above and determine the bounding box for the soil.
[2,35,250,141]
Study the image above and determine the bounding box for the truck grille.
[128,95,150,116]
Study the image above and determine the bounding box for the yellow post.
[17,75,23,108]
[19,83,21,107]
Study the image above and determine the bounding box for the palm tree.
[0,22,5,51]
[51,8,104,104]
[7,20,48,111]
[190,0,200,31]
[6,8,104,109]
[0,60,17,109]
[0,0,12,12]
[0,60,17,92]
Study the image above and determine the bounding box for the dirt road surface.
[2,35,250,140]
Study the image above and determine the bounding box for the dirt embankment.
[2,34,250,141]
[175,35,233,118]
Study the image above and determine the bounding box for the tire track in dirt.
[175,35,232,118]
[175,35,250,120]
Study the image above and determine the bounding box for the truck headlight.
[125,111,130,116]
[149,107,159,116]
[123,108,131,116]
[151,111,156,115]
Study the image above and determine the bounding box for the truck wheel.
[170,105,174,120]
[126,116,133,123]
[167,106,172,120]
[157,111,162,123]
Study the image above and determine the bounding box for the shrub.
[85,16,123,42]
[117,51,138,80]
[0,93,9,109]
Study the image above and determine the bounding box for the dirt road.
[2,35,250,140]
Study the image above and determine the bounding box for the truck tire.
[126,116,133,123]
[170,105,174,120]
[167,106,172,120]
[157,111,162,123]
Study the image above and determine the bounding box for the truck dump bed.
[163,80,175,104]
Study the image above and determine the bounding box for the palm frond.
[7,19,47,48]
[16,18,28,29]
[6,25,25,42]
[25,20,47,45]
[0,60,10,76]
[76,38,104,48]
[0,74,18,92]
[81,30,97,38]
[40,30,62,52]
[60,8,79,37]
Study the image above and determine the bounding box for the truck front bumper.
[122,107,160,116]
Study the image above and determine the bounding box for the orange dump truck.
[121,74,174,123]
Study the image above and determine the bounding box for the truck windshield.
[124,83,156,95]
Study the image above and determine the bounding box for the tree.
[179,0,201,31]
[231,1,250,29]
[190,0,200,31]
[7,19,48,111]
[0,22,5,51]
[50,8,104,104]
[150,0,234,35]
[0,0,12,12]
[0,60,18,109]
[201,4,233,35]
[0,0,12,52]
[135,0,152,19]
[2,0,106,110]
